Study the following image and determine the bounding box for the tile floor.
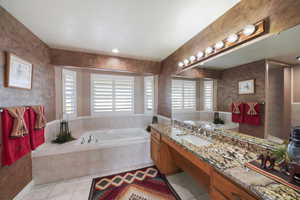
[20,171,210,200]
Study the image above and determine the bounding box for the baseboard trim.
[13,180,34,200]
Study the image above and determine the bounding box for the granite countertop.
[150,123,300,200]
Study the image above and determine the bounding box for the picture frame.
[5,53,33,90]
[238,79,255,95]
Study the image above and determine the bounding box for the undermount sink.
[180,135,212,147]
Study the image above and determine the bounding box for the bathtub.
[77,128,149,145]
[32,128,152,184]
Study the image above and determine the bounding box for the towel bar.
[0,107,30,113]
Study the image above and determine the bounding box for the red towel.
[231,102,244,123]
[244,102,260,126]
[1,108,31,166]
[28,106,46,150]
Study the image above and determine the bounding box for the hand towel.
[231,102,244,123]
[244,102,260,126]
[28,106,46,150]
[1,108,31,166]
[7,107,28,137]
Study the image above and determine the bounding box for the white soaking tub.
[32,128,152,184]
[77,128,149,145]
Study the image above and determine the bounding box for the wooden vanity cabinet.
[150,129,179,175]
[210,187,229,200]
[150,128,258,200]
[211,170,257,200]
[150,131,160,165]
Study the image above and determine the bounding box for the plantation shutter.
[203,80,214,111]
[172,79,196,111]
[115,78,134,112]
[144,76,154,113]
[183,80,196,110]
[62,69,77,118]
[91,74,134,114]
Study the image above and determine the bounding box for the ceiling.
[0,0,239,61]
[201,24,300,69]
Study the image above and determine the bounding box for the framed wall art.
[238,79,255,95]
[5,53,33,90]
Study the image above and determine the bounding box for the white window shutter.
[62,69,77,118]
[183,80,196,110]
[115,78,134,112]
[91,74,134,115]
[203,80,214,111]
[172,79,196,111]
[144,76,154,113]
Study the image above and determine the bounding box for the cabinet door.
[212,170,257,200]
[151,138,160,165]
[210,187,228,200]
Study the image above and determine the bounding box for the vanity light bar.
[177,20,266,70]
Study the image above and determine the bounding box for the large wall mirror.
[171,24,300,141]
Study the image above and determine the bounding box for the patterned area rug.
[88,166,181,200]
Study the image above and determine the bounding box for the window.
[203,80,214,111]
[91,74,134,114]
[172,79,196,111]
[144,76,154,113]
[62,69,77,118]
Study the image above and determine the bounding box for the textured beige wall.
[196,80,202,111]
[292,66,300,127]
[50,48,161,74]
[267,64,284,138]
[217,60,266,112]
[217,60,266,138]
[292,104,300,127]
[0,6,54,200]
[292,66,300,103]
[134,76,144,114]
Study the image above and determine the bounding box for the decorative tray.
[245,160,300,193]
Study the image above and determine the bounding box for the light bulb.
[197,51,204,59]
[243,25,256,36]
[178,62,184,67]
[214,41,224,50]
[226,34,239,43]
[205,47,213,55]
[183,59,189,65]
[189,56,196,62]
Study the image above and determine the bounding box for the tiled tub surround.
[33,115,155,184]
[151,124,300,200]
[44,115,153,142]
[44,114,170,142]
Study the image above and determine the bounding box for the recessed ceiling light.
[297,56,300,61]
[112,48,119,53]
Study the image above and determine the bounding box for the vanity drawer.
[212,170,257,200]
